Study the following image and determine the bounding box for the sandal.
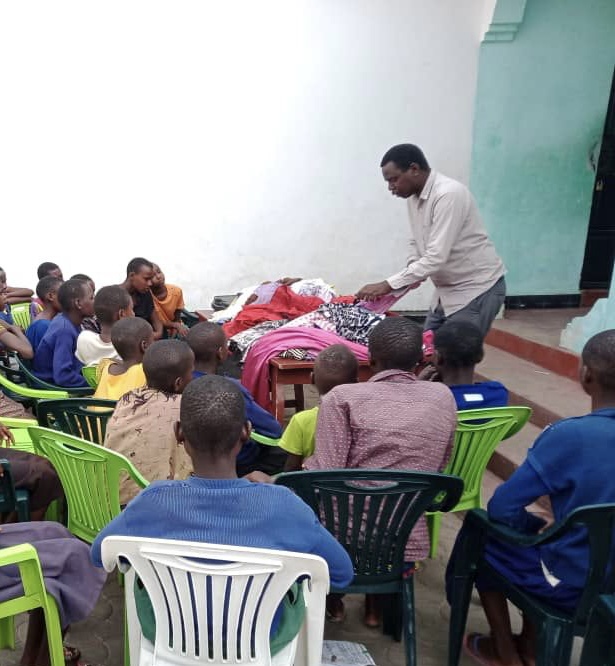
[63,645,81,663]
[463,633,498,666]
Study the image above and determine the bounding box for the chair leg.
[15,491,30,522]
[427,512,442,559]
[447,570,474,666]
[402,578,417,666]
[42,593,65,666]
[535,618,574,666]
[0,616,16,649]
[382,593,402,641]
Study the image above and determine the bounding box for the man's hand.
[355,281,393,301]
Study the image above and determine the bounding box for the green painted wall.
[471,0,615,295]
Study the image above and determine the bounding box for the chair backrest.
[0,459,19,514]
[28,426,148,543]
[580,594,615,665]
[275,470,463,585]
[0,417,39,453]
[81,366,99,388]
[445,407,532,509]
[101,536,329,666]
[9,302,32,330]
[0,370,69,404]
[15,356,94,397]
[37,398,117,445]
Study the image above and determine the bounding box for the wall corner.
[483,0,527,42]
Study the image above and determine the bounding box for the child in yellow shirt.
[280,344,358,471]
[94,317,153,400]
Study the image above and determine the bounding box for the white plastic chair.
[101,536,330,666]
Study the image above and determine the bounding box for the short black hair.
[35,276,63,301]
[94,286,132,325]
[57,278,89,312]
[143,340,194,392]
[37,262,61,279]
[70,273,93,283]
[126,257,153,277]
[582,330,615,391]
[314,344,359,394]
[434,320,484,368]
[380,144,429,171]
[111,317,153,359]
[180,375,246,457]
[186,322,226,364]
[368,317,423,371]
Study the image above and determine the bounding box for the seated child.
[103,339,194,504]
[186,322,284,475]
[151,263,187,338]
[281,344,358,472]
[0,306,33,359]
[120,257,164,340]
[446,329,615,666]
[26,276,63,352]
[37,262,63,281]
[0,266,34,319]
[71,274,100,333]
[76,285,133,367]
[32,278,94,387]
[430,320,508,410]
[94,318,152,400]
[91,375,353,655]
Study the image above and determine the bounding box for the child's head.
[71,273,96,294]
[57,278,95,318]
[581,330,615,398]
[111,317,153,361]
[151,264,165,289]
[37,262,63,281]
[35,276,63,313]
[94,286,134,326]
[186,322,228,366]
[368,317,423,373]
[0,267,6,294]
[126,257,154,294]
[177,375,248,463]
[143,340,194,394]
[313,344,359,395]
[433,321,484,373]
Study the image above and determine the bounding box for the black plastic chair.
[275,469,464,666]
[15,356,94,397]
[448,505,615,666]
[37,398,117,446]
[579,594,615,665]
[0,459,30,521]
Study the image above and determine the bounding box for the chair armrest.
[125,465,149,490]
[250,432,282,447]
[0,543,39,568]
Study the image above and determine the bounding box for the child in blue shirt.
[91,374,353,655]
[26,276,63,352]
[447,329,615,666]
[32,278,94,387]
[423,319,508,410]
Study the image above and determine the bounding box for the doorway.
[580,66,615,290]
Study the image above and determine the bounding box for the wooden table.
[269,357,372,424]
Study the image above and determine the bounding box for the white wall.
[0,0,492,310]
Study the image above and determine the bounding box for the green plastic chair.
[579,594,615,665]
[8,302,32,330]
[0,416,39,454]
[275,469,464,666]
[0,371,69,417]
[0,459,30,521]
[81,366,99,388]
[0,543,65,664]
[427,406,532,558]
[448,504,615,666]
[37,398,116,446]
[15,356,94,397]
[29,426,148,543]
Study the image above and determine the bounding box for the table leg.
[293,384,305,412]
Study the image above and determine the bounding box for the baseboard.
[504,294,581,310]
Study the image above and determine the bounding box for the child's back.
[94,361,146,400]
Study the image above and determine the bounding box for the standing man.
[121,257,164,340]
[356,144,505,338]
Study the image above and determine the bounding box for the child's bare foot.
[325,595,345,623]
[513,635,536,666]
[363,594,382,628]
[463,633,525,666]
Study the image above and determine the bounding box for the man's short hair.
[37,262,61,280]
[314,344,358,393]
[126,257,153,277]
[143,340,193,392]
[180,375,246,457]
[380,144,429,171]
[35,276,63,301]
[582,330,615,391]
[111,317,153,359]
[368,317,423,371]
[186,322,226,364]
[57,278,88,312]
[434,320,484,368]
[70,273,93,283]
[94,286,132,325]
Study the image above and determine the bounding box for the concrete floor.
[491,308,588,348]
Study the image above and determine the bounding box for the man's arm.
[0,323,34,359]
[305,392,351,470]
[4,287,34,304]
[387,191,467,289]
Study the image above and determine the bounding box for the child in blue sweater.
[91,374,353,654]
[447,329,615,666]
[32,278,94,387]
[26,276,63,352]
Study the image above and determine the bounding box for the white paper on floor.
[322,641,375,666]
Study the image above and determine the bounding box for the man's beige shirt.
[386,170,505,315]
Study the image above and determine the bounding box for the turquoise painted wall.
[471,0,615,295]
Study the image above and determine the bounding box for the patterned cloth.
[229,320,288,361]
[278,348,314,361]
[306,369,457,561]
[315,303,384,345]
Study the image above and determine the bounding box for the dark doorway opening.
[580,66,615,290]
